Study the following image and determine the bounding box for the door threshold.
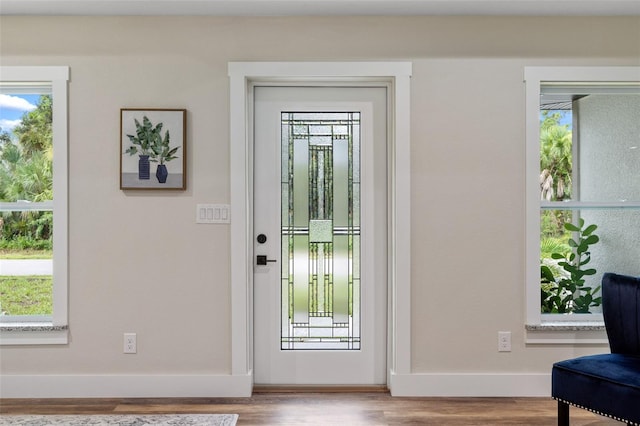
[253,385,389,394]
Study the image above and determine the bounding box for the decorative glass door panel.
[281,112,360,350]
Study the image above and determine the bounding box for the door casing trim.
[228,62,412,393]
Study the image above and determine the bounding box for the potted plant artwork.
[120,109,186,190]
[149,127,180,183]
[125,116,164,180]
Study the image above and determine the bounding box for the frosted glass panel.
[293,235,309,323]
[333,235,349,323]
[309,220,333,243]
[293,139,309,228]
[281,112,361,350]
[333,139,349,227]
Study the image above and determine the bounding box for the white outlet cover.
[498,331,511,352]
[124,333,137,354]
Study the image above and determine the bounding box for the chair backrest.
[602,272,640,355]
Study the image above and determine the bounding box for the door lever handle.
[256,255,277,265]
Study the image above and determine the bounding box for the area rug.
[0,414,238,426]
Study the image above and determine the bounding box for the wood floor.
[0,391,624,425]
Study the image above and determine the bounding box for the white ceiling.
[1,0,639,16]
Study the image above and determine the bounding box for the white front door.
[253,86,388,385]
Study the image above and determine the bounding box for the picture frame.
[120,108,187,190]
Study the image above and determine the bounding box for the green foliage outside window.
[0,95,53,252]
[540,111,572,202]
[541,219,601,314]
[539,111,573,258]
[539,110,601,314]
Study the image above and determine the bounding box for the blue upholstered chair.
[552,272,640,426]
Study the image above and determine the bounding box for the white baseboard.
[0,372,551,398]
[0,374,253,398]
[389,372,551,397]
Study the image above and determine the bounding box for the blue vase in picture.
[156,164,168,183]
[138,155,150,180]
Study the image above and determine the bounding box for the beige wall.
[1,16,639,383]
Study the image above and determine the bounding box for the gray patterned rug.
[0,414,238,426]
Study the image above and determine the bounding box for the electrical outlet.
[498,331,511,352]
[124,333,137,354]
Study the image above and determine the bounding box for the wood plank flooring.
[0,392,624,425]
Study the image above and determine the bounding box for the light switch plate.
[196,204,230,224]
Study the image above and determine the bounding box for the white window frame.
[524,66,640,344]
[0,66,69,345]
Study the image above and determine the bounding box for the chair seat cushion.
[552,353,640,424]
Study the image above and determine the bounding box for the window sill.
[0,323,69,345]
[526,322,605,332]
[525,322,608,345]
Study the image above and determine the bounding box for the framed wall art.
[120,108,186,190]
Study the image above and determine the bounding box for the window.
[0,66,69,345]
[525,67,640,341]
[280,112,362,350]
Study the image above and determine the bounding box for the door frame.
[228,62,412,393]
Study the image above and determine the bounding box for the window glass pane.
[577,94,640,202]
[0,93,53,203]
[538,87,640,316]
[540,88,640,203]
[281,112,361,350]
[581,208,640,280]
[0,89,54,318]
[0,257,53,316]
[539,109,573,202]
[540,208,640,315]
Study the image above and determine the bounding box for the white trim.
[524,66,640,85]
[524,66,640,335]
[0,374,252,398]
[229,64,251,377]
[0,201,54,211]
[51,68,69,328]
[392,69,412,376]
[389,372,551,397]
[525,333,608,345]
[228,62,412,391]
[0,329,68,345]
[0,372,589,398]
[0,66,69,343]
[539,313,603,323]
[541,201,640,209]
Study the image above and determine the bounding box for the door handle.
[256,255,277,265]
